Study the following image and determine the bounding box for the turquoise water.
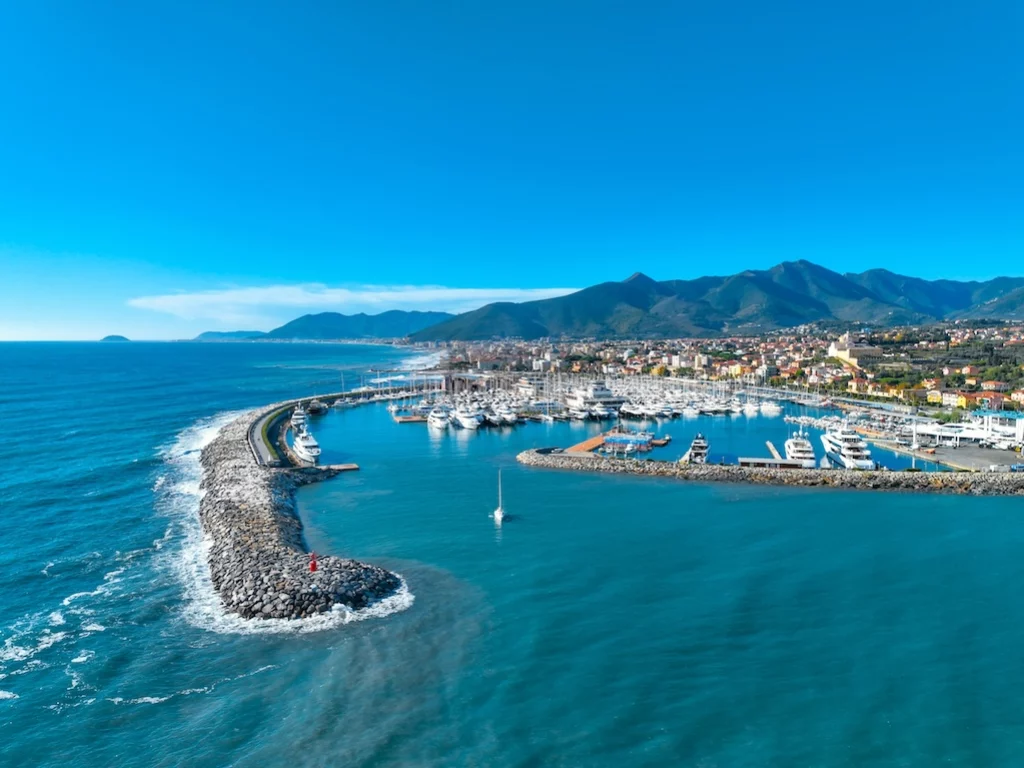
[2,343,1023,766]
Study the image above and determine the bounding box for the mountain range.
[194,310,454,341]
[195,261,1024,342]
[408,261,1024,341]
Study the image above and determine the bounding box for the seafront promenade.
[517,449,1024,495]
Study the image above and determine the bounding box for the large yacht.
[454,407,482,430]
[683,433,709,464]
[292,427,321,464]
[291,405,307,430]
[565,381,626,414]
[427,407,450,430]
[821,424,875,470]
[784,428,817,468]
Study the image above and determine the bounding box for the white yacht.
[681,404,701,418]
[682,433,709,464]
[821,424,875,470]
[759,401,782,416]
[743,401,761,416]
[292,427,321,464]
[291,405,308,429]
[565,381,626,414]
[497,407,519,425]
[454,407,482,430]
[427,407,450,430]
[784,428,817,469]
[590,404,614,420]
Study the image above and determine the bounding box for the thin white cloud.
[127,283,579,325]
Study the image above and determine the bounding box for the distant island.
[100,335,130,342]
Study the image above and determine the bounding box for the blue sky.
[1,0,1020,339]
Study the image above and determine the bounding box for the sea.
[3,342,1024,766]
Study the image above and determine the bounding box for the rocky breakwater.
[199,410,401,620]
[517,449,1024,496]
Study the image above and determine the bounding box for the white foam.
[0,631,68,663]
[60,564,126,607]
[48,611,65,627]
[81,623,106,633]
[62,588,103,606]
[157,411,415,635]
[41,561,54,576]
[108,664,279,706]
[109,695,171,705]
[399,350,445,370]
[0,690,17,700]
[71,650,95,664]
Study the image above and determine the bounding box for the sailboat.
[493,470,504,525]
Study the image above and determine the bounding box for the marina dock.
[392,413,427,423]
[567,434,607,453]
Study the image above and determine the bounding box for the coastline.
[198,408,402,620]
[517,449,1024,495]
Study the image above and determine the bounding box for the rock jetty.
[517,449,1024,496]
[199,409,401,620]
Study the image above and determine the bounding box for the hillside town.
[416,321,1024,415]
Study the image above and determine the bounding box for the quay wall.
[200,408,400,620]
[517,449,1024,496]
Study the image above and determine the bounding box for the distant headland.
[100,335,131,342]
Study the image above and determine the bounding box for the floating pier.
[566,434,607,453]
[392,414,427,424]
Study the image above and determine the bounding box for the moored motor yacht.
[682,433,709,464]
[427,407,450,429]
[784,428,817,468]
[292,427,321,464]
[821,423,876,469]
[454,407,482,430]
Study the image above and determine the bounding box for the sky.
[0,0,1020,339]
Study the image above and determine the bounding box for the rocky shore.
[517,449,1024,495]
[199,409,401,620]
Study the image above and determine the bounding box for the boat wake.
[157,411,415,635]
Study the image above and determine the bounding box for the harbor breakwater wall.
[199,409,401,620]
[517,449,1024,496]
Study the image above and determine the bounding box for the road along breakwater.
[200,408,401,620]
[517,449,1024,496]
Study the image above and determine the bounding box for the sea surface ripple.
[2,342,1024,766]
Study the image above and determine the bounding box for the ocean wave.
[0,631,69,664]
[399,350,445,371]
[107,664,279,706]
[0,690,18,700]
[157,410,415,635]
